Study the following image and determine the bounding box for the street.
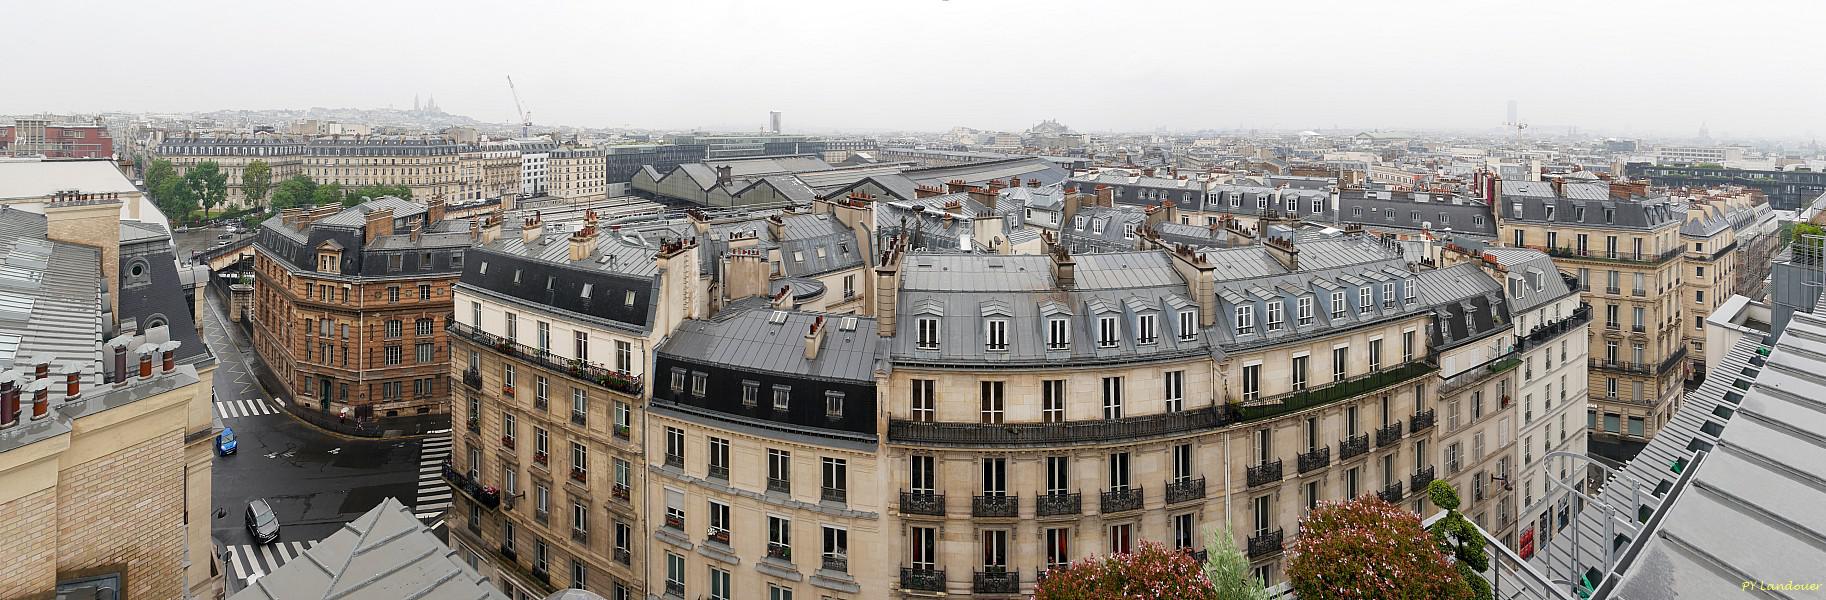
[199,280,447,592]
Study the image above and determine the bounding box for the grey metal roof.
[905,157,1070,188]
[1593,308,1826,599]
[657,308,878,382]
[229,498,506,600]
[119,220,170,244]
[312,196,426,228]
[1061,205,1146,253]
[1481,248,1577,314]
[1498,181,1681,230]
[0,206,103,387]
[1413,263,1509,349]
[1199,234,1430,350]
[776,213,864,277]
[891,251,1209,366]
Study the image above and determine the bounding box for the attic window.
[769,311,789,325]
[624,291,636,306]
[793,251,804,262]
[478,261,488,274]
[580,283,592,298]
[816,247,827,259]
[838,317,857,331]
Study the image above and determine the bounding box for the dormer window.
[1358,287,1373,314]
[1266,301,1283,332]
[1047,317,1070,350]
[1382,283,1396,308]
[1235,305,1256,336]
[1297,296,1314,325]
[916,318,941,350]
[1331,291,1347,319]
[985,319,1008,352]
[1404,279,1416,303]
[1177,310,1197,341]
[1097,316,1120,348]
[1123,224,1136,240]
[1137,313,1158,345]
[317,251,340,273]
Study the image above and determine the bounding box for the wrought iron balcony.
[1035,492,1081,517]
[1298,446,1331,473]
[1411,466,1436,492]
[707,528,729,546]
[1376,421,1404,447]
[901,491,946,516]
[663,453,683,469]
[664,581,682,597]
[1438,352,1519,397]
[1378,481,1404,503]
[1547,246,1683,266]
[822,486,847,504]
[614,547,631,565]
[901,568,946,592]
[822,553,849,573]
[708,463,729,481]
[888,403,1237,447]
[1247,528,1283,558]
[448,322,644,395]
[1238,361,1438,422]
[1100,487,1143,513]
[1246,459,1283,487]
[766,542,792,562]
[1166,477,1207,504]
[974,569,1020,594]
[1339,433,1369,460]
[766,477,790,494]
[1410,408,1436,433]
[972,494,1018,518]
[462,368,482,390]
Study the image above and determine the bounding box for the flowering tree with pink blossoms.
[1286,496,1473,600]
[1034,540,1218,600]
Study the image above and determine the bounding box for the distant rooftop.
[229,498,507,600]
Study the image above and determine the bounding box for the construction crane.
[1504,121,1529,135]
[506,76,532,138]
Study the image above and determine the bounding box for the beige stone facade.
[549,148,607,203]
[156,135,468,209]
[460,149,524,203]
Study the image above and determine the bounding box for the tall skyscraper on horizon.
[769,110,782,133]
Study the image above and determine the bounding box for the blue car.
[217,426,238,456]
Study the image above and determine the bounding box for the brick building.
[251,196,477,427]
[2,118,115,158]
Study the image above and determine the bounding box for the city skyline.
[8,0,1823,139]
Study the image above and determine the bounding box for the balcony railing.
[663,454,683,469]
[889,403,1237,447]
[901,568,946,592]
[1239,360,1437,422]
[1438,352,1519,397]
[1379,481,1404,503]
[664,581,682,597]
[708,463,729,481]
[441,466,502,509]
[1339,434,1370,460]
[1246,459,1283,487]
[974,570,1020,594]
[1410,408,1436,433]
[822,553,849,574]
[1247,528,1284,558]
[1165,477,1206,504]
[1376,421,1405,447]
[1101,487,1143,513]
[1298,446,1331,473]
[664,514,684,530]
[462,368,482,390]
[611,483,630,501]
[448,322,643,395]
[569,467,586,483]
[822,486,847,504]
[901,491,946,516]
[1036,492,1081,517]
[1411,465,1436,491]
[766,478,791,494]
[1605,286,1622,295]
[972,494,1018,518]
[708,527,729,545]
[613,424,631,440]
[766,542,793,562]
[1589,358,1651,375]
[1517,305,1591,351]
[614,547,631,565]
[1545,246,1683,266]
[1659,345,1690,375]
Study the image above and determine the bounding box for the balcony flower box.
[612,484,631,501]
[569,467,587,483]
[708,527,730,545]
[665,514,684,530]
[532,451,547,465]
[501,435,515,449]
[501,384,515,397]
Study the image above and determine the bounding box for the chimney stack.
[1045,233,1076,289]
[28,380,48,421]
[1095,185,1114,207]
[568,225,598,262]
[110,338,129,387]
[766,215,785,240]
[363,207,396,245]
[945,179,969,194]
[803,316,826,360]
[160,341,181,374]
[64,368,81,401]
[137,344,156,380]
[1549,176,1565,198]
[1264,225,1300,271]
[967,186,996,211]
[522,211,543,244]
[0,376,18,428]
[427,194,447,224]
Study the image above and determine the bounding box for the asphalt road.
[201,287,432,591]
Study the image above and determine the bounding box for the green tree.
[347,184,411,206]
[153,176,197,223]
[1427,480,1493,600]
[271,175,318,210]
[144,159,177,194]
[313,182,346,207]
[1287,496,1472,600]
[1204,525,1270,600]
[1034,540,1217,600]
[242,160,273,211]
[183,161,228,219]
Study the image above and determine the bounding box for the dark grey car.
[245,498,280,544]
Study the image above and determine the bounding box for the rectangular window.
[911,379,935,422]
[772,385,791,411]
[1333,346,1347,381]
[1359,287,1372,314]
[1046,456,1070,495]
[1330,290,1347,319]
[1045,528,1071,569]
[615,340,632,374]
[742,380,759,409]
[1266,301,1283,331]
[768,449,792,492]
[980,381,1005,423]
[985,319,1008,351]
[708,436,729,479]
[1047,318,1070,350]
[415,342,433,364]
[822,457,848,501]
[824,391,844,419]
[910,455,936,493]
[385,345,402,365]
[1242,363,1260,402]
[1369,339,1382,371]
[1042,379,1066,422]
[1297,296,1313,325]
[916,318,940,350]
[1098,316,1120,347]
[1291,355,1308,391]
[574,330,589,361]
[1235,305,1255,335]
[1102,376,1123,419]
[537,321,550,352]
[1164,370,1185,412]
[1108,451,1131,490]
[1138,313,1158,344]
[1178,310,1198,341]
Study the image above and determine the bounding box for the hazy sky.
[7,1,1823,138]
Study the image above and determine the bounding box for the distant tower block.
[1506,100,1518,125]
[769,111,782,134]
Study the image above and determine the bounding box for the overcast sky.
[7,1,1822,139]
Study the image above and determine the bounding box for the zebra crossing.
[224,540,314,585]
[416,434,453,520]
[214,397,281,419]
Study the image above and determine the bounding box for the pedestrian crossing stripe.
[213,398,281,419]
[416,435,453,522]
[224,540,314,583]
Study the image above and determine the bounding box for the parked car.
[245,499,280,544]
[216,426,238,456]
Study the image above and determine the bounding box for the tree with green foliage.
[271,175,318,210]
[1287,496,1472,600]
[1034,540,1219,600]
[347,183,412,206]
[152,176,196,223]
[313,182,346,207]
[183,161,228,219]
[242,160,273,211]
[1428,480,1493,600]
[144,159,177,195]
[1204,524,1270,600]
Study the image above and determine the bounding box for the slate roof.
[1499,181,1681,230]
[460,239,661,333]
[658,308,878,383]
[1482,248,1578,315]
[1060,205,1146,253]
[1413,263,1509,351]
[775,213,865,277]
[904,157,1071,188]
[229,498,505,600]
[0,206,103,382]
[891,251,1208,366]
[1199,234,1429,350]
[1676,201,1732,238]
